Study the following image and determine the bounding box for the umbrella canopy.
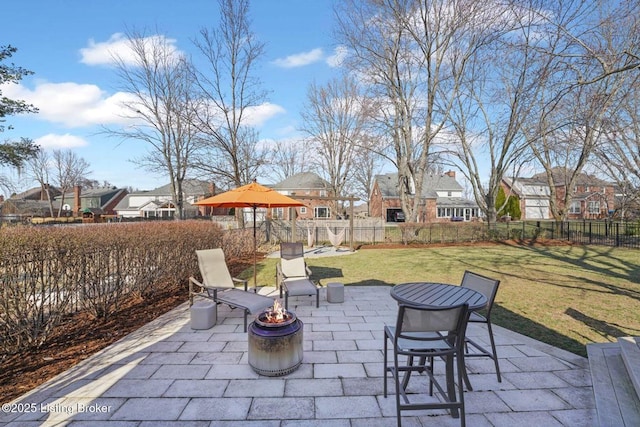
[195,181,305,209]
[195,181,305,287]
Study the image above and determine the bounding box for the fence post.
[616,222,620,247]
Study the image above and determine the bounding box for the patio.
[1,285,595,426]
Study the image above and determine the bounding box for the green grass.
[246,243,640,357]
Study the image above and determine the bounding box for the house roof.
[9,186,61,201]
[503,177,550,198]
[375,172,462,199]
[57,187,124,200]
[436,197,478,208]
[530,168,612,187]
[130,179,212,197]
[272,172,329,191]
[114,179,211,211]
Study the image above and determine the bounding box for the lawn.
[249,243,640,357]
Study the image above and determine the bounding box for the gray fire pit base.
[248,318,304,376]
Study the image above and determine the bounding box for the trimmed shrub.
[0,221,250,354]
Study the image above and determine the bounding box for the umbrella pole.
[253,206,257,288]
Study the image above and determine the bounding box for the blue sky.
[1,0,341,194]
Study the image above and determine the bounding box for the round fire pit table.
[248,309,304,376]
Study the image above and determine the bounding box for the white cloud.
[243,102,286,126]
[272,48,324,68]
[35,133,89,149]
[326,45,348,68]
[1,81,135,128]
[79,33,180,66]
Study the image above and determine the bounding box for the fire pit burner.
[248,301,303,376]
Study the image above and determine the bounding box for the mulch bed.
[0,256,253,405]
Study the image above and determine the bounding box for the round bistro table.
[390,282,487,310]
[388,281,488,404]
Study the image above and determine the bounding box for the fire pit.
[248,300,304,376]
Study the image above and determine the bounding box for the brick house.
[0,185,62,221]
[502,169,617,220]
[271,172,334,220]
[57,186,128,217]
[1,185,127,221]
[369,171,479,222]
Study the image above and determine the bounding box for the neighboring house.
[369,171,480,222]
[115,180,215,219]
[0,185,61,221]
[503,169,617,220]
[271,172,334,220]
[1,185,127,221]
[501,177,551,220]
[55,186,128,217]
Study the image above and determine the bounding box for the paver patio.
[0,285,595,426]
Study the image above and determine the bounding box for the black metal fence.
[524,220,640,249]
[267,219,640,249]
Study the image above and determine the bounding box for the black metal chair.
[460,270,501,383]
[384,303,469,427]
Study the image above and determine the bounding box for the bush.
[0,221,251,355]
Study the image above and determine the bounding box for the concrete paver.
[1,285,595,426]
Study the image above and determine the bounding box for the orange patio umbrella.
[195,180,305,287]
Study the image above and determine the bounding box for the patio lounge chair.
[189,248,274,332]
[276,244,320,310]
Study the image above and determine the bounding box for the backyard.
[1,240,638,404]
[253,241,640,357]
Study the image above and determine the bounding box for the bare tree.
[350,136,386,209]
[191,0,268,190]
[300,75,368,213]
[26,149,55,216]
[524,0,639,220]
[595,82,640,219]
[447,1,543,223]
[51,149,91,217]
[335,0,499,222]
[268,138,310,183]
[105,29,199,219]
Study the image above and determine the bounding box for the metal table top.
[390,282,487,311]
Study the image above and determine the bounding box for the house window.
[300,207,307,214]
[447,191,452,197]
[314,206,330,218]
[588,201,600,214]
[569,202,580,214]
[272,207,284,219]
[437,207,452,218]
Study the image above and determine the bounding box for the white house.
[502,177,551,220]
[115,180,213,219]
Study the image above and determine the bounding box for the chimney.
[74,185,81,216]
[208,182,216,196]
[445,170,456,179]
